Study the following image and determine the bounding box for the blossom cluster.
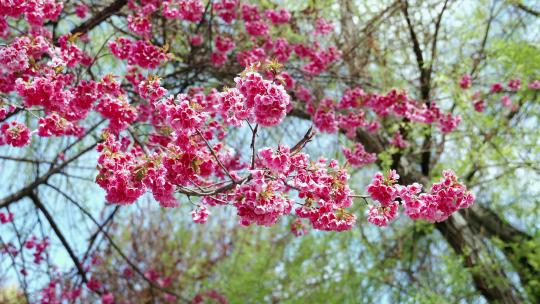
[0,0,62,28]
[307,85,464,143]
[0,121,31,147]
[366,170,475,226]
[0,211,14,224]
[213,69,291,127]
[342,143,377,167]
[24,236,50,264]
[459,75,540,113]
[109,38,170,69]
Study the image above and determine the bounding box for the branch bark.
[0,142,97,209]
[70,0,128,35]
[28,192,91,286]
[514,3,540,17]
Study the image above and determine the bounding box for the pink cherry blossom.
[75,4,89,18]
[1,121,31,147]
[368,201,399,227]
[342,143,376,167]
[191,206,210,223]
[314,18,334,35]
[265,8,291,25]
[459,74,472,89]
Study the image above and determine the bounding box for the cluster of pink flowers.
[314,18,334,35]
[313,98,339,133]
[75,4,89,19]
[367,170,475,226]
[138,76,168,103]
[236,47,267,67]
[191,205,210,223]
[0,211,14,224]
[459,76,540,113]
[312,87,463,135]
[163,0,204,22]
[342,143,377,167]
[459,74,472,89]
[258,145,290,173]
[271,38,292,63]
[187,34,202,47]
[231,70,291,126]
[245,20,269,36]
[490,82,504,93]
[473,100,485,112]
[265,9,291,24]
[96,127,224,208]
[39,279,83,303]
[38,113,84,137]
[192,290,228,304]
[390,131,408,149]
[0,0,62,27]
[15,72,72,110]
[529,80,540,90]
[109,38,170,69]
[95,135,148,205]
[0,105,17,121]
[101,293,115,304]
[127,14,152,38]
[0,121,31,147]
[217,88,250,126]
[292,158,356,231]
[95,95,138,132]
[367,201,399,227]
[0,0,484,251]
[223,146,355,231]
[234,170,293,226]
[57,34,92,68]
[214,0,238,23]
[297,45,341,75]
[158,94,207,133]
[24,236,50,264]
[122,0,205,40]
[211,36,235,66]
[0,45,30,73]
[508,79,521,91]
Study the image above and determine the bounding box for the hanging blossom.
[314,86,464,135]
[265,8,291,25]
[162,0,204,22]
[38,113,84,137]
[191,206,210,224]
[0,121,31,147]
[366,170,475,226]
[459,74,472,89]
[390,131,408,149]
[0,212,14,224]
[234,170,293,226]
[314,18,334,35]
[0,0,63,26]
[109,38,171,69]
[342,143,377,167]
[214,0,238,24]
[95,135,147,205]
[232,67,291,126]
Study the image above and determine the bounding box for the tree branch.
[28,192,92,287]
[70,0,128,35]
